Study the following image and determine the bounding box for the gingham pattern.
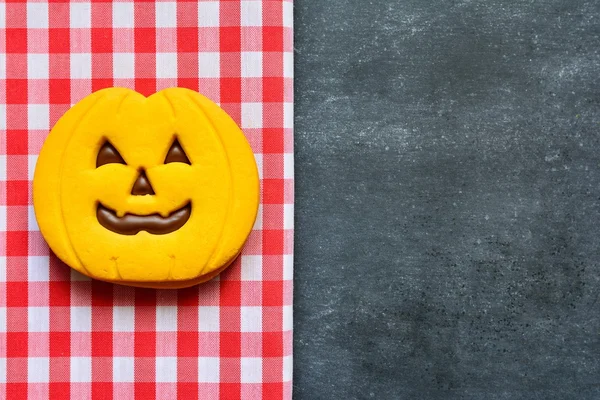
[0,1,293,398]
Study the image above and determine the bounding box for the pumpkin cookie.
[33,88,259,288]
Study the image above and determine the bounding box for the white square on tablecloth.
[241,357,262,383]
[0,307,6,333]
[71,357,92,383]
[0,257,5,283]
[28,105,49,130]
[28,204,39,230]
[283,305,293,331]
[113,306,135,332]
[28,256,49,282]
[28,307,49,332]
[70,3,91,29]
[71,306,92,332]
[0,3,5,29]
[156,53,178,78]
[0,206,5,232]
[284,102,293,129]
[156,2,177,28]
[241,306,262,332]
[284,204,294,230]
[70,53,92,79]
[284,52,293,78]
[283,2,293,28]
[0,358,5,383]
[283,355,292,381]
[242,103,262,129]
[28,358,49,383]
[284,153,294,180]
[198,306,219,332]
[28,54,49,79]
[113,3,134,28]
[198,53,220,78]
[242,52,262,78]
[27,3,49,29]
[156,357,177,382]
[198,357,220,383]
[113,53,135,79]
[0,54,5,80]
[113,357,134,383]
[241,255,262,281]
[283,255,293,281]
[241,1,262,27]
[156,306,177,332]
[198,2,220,27]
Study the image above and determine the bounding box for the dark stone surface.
[293,1,600,399]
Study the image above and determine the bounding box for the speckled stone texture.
[294,1,600,399]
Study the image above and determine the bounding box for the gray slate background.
[293,1,600,399]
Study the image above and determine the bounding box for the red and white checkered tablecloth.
[0,1,293,398]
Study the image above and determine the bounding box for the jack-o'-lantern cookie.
[33,88,259,289]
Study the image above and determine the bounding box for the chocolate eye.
[164,139,191,164]
[97,141,126,167]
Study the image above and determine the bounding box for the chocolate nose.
[131,170,155,195]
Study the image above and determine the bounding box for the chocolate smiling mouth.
[97,203,191,235]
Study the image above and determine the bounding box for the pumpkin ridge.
[116,90,134,118]
[160,91,177,119]
[184,91,235,275]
